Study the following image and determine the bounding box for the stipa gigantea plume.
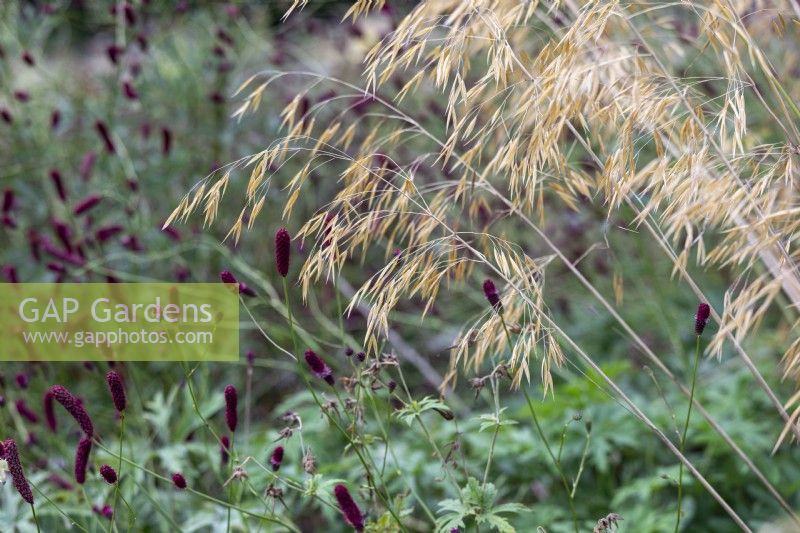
[170,0,800,449]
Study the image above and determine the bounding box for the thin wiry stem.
[676,335,702,532]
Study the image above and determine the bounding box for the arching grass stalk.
[499,316,578,533]
[675,335,702,532]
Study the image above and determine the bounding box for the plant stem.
[110,413,125,533]
[31,503,40,533]
[675,335,701,532]
[500,316,578,533]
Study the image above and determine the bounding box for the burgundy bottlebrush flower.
[161,127,172,156]
[99,464,117,484]
[122,80,138,100]
[50,109,61,129]
[15,372,29,388]
[246,350,255,366]
[74,195,101,216]
[2,214,17,229]
[695,302,711,335]
[171,472,187,489]
[209,91,224,105]
[79,151,97,181]
[275,228,291,277]
[50,169,67,201]
[47,474,73,490]
[269,446,284,471]
[16,399,39,423]
[106,370,126,412]
[44,389,57,432]
[95,121,116,153]
[220,435,230,465]
[1,265,18,283]
[106,45,123,65]
[74,436,92,484]
[14,90,30,103]
[2,439,33,504]
[224,384,238,432]
[52,220,73,252]
[345,347,354,357]
[21,50,35,66]
[334,484,364,532]
[220,270,236,284]
[50,385,94,436]
[121,234,143,252]
[304,350,334,385]
[482,279,503,314]
[356,352,366,363]
[96,225,123,243]
[1,108,12,124]
[3,188,14,213]
[93,504,114,520]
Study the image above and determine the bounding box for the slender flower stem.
[499,316,578,533]
[31,503,40,533]
[675,336,702,532]
[281,276,407,532]
[110,413,126,533]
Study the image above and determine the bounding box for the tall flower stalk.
[675,303,709,532]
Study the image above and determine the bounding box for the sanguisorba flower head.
[44,389,57,432]
[106,370,126,413]
[99,464,118,484]
[482,279,503,314]
[334,484,364,532]
[695,303,711,335]
[304,350,334,385]
[2,438,33,504]
[224,384,238,432]
[171,472,187,489]
[220,435,230,465]
[270,446,284,471]
[275,227,291,278]
[50,385,94,436]
[74,436,92,484]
